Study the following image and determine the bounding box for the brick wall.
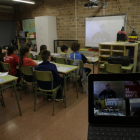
[0,13,14,20]
[18,0,140,48]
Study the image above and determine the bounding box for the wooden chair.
[55,57,66,64]
[28,53,33,59]
[103,63,122,73]
[36,55,42,61]
[20,66,35,100]
[69,60,88,93]
[2,62,11,74]
[1,62,14,97]
[34,70,63,116]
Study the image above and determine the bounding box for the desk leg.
[13,81,22,116]
[64,75,66,108]
[0,90,5,107]
[75,70,78,98]
[93,63,94,74]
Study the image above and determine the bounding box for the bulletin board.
[22,19,35,33]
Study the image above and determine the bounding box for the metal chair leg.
[13,81,22,116]
[0,90,5,107]
[75,71,78,98]
[34,87,37,111]
[20,82,23,100]
[11,82,14,97]
[53,92,56,116]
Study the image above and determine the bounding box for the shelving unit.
[17,37,36,50]
[98,41,139,73]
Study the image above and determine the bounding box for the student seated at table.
[38,45,47,55]
[5,46,20,87]
[19,45,38,82]
[0,46,4,72]
[57,45,70,64]
[26,42,33,52]
[26,42,36,59]
[35,50,64,102]
[70,42,92,76]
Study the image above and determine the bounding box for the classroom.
[0,0,140,140]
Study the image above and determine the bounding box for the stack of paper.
[0,72,8,77]
[57,66,72,72]
[37,61,43,64]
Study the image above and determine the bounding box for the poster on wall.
[22,19,35,33]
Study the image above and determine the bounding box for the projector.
[89,0,102,3]
[89,0,106,8]
[84,2,98,8]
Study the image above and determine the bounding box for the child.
[26,42,33,52]
[58,45,70,64]
[19,45,38,82]
[5,46,20,86]
[26,42,35,59]
[70,42,91,76]
[0,46,4,72]
[38,45,47,55]
[19,45,38,67]
[35,50,63,102]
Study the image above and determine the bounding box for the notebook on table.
[88,73,140,140]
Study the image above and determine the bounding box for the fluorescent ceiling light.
[12,0,35,4]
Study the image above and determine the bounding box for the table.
[100,63,134,73]
[0,74,22,116]
[34,60,79,108]
[87,57,98,74]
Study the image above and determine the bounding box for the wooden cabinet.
[98,41,139,73]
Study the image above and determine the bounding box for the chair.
[103,63,122,73]
[55,57,66,64]
[69,60,87,93]
[2,62,11,74]
[34,70,62,116]
[20,66,35,100]
[28,53,33,59]
[1,62,14,97]
[36,55,42,61]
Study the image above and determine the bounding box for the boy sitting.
[35,50,63,101]
[58,45,70,64]
[70,42,91,76]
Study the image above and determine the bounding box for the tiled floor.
[0,64,98,140]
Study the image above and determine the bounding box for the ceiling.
[0,0,37,5]
[0,0,38,13]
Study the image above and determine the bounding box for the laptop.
[88,73,140,140]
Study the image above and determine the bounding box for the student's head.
[61,45,68,53]
[40,45,47,53]
[41,50,51,61]
[71,42,80,52]
[13,46,17,55]
[19,45,30,65]
[20,45,30,58]
[105,83,111,91]
[26,42,33,51]
[7,46,17,55]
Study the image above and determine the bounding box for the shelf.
[100,55,110,58]
[100,49,111,52]
[26,38,36,39]
[112,50,124,52]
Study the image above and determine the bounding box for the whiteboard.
[85,15,126,48]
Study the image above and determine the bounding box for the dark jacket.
[35,61,61,90]
[99,89,116,98]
